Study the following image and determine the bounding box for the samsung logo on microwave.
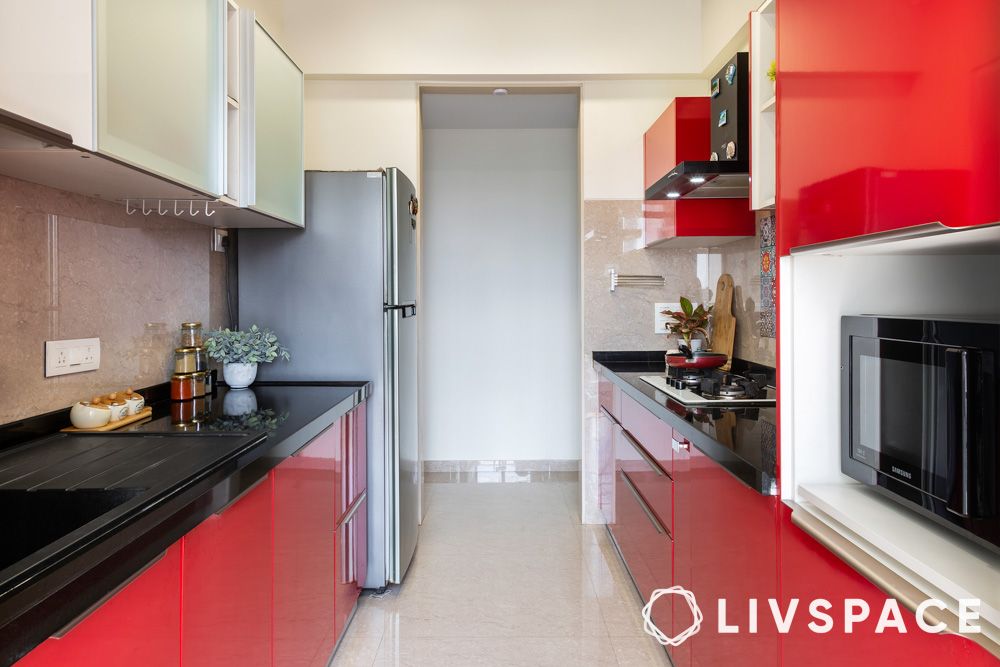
[891,465,913,480]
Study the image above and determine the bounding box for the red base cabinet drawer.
[181,475,273,667]
[672,443,778,667]
[609,421,673,642]
[274,423,340,667]
[777,505,997,666]
[16,544,181,667]
[620,392,672,476]
[335,496,367,640]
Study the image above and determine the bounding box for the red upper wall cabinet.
[776,0,1000,255]
[643,97,755,248]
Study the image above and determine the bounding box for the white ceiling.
[421,92,579,130]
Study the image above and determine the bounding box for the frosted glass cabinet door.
[252,23,304,226]
[96,0,224,196]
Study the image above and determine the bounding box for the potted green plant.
[661,297,713,350]
[205,325,289,389]
[767,60,777,93]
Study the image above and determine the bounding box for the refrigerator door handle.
[384,303,417,318]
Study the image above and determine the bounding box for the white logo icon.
[641,586,704,647]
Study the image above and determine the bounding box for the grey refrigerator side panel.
[238,170,390,588]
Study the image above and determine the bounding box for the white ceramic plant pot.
[689,338,704,352]
[223,362,258,389]
[223,388,258,416]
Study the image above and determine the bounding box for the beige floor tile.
[332,479,669,666]
[609,636,673,667]
[373,637,619,666]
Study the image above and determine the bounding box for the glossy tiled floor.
[332,478,671,666]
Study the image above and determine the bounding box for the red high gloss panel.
[643,96,756,247]
[644,97,711,191]
[672,442,778,666]
[15,545,181,667]
[273,421,340,667]
[777,504,996,665]
[181,475,273,667]
[776,0,1000,254]
[351,402,367,502]
[334,497,367,640]
[608,427,673,641]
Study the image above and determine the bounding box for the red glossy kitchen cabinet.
[335,496,367,640]
[672,438,778,667]
[776,0,1000,254]
[15,544,181,667]
[777,504,997,666]
[643,97,755,247]
[273,420,341,667]
[181,475,273,667]
[343,402,367,520]
[608,424,673,643]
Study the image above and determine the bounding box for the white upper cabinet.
[96,0,225,197]
[0,1,304,228]
[240,12,305,227]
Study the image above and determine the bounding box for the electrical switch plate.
[212,228,228,253]
[45,338,100,377]
[655,302,681,334]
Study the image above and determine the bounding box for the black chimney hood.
[646,52,750,201]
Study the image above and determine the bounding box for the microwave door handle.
[945,348,970,518]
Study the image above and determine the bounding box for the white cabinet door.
[96,0,224,196]
[242,17,304,227]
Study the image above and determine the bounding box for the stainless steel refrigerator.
[238,169,419,587]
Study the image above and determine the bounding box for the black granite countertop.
[0,381,369,665]
[593,351,777,495]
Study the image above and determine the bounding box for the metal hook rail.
[122,199,218,218]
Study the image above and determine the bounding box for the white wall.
[700,0,758,73]
[304,80,420,189]
[580,80,707,199]
[420,93,580,461]
[281,0,702,76]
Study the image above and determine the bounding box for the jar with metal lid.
[180,322,203,347]
[174,347,207,374]
[171,373,205,400]
[191,371,209,398]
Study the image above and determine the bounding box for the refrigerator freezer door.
[384,304,419,583]
[384,168,418,307]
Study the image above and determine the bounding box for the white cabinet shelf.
[750,0,777,211]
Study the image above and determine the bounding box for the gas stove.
[640,367,776,406]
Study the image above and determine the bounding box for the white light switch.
[45,338,100,377]
[655,303,681,334]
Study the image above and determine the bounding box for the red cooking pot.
[665,345,728,369]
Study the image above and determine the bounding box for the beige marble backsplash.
[0,175,228,424]
[583,200,775,366]
[581,200,775,523]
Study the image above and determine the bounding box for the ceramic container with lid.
[70,401,111,429]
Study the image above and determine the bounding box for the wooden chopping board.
[712,273,736,372]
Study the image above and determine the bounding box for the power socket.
[212,228,228,253]
[45,338,101,377]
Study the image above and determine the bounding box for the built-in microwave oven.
[842,316,999,553]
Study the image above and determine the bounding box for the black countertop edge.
[0,381,370,666]
[593,359,777,496]
[591,350,777,386]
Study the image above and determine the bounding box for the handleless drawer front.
[598,377,622,422]
[620,391,672,475]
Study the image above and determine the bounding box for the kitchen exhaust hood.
[645,52,749,201]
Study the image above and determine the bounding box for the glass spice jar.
[170,373,205,400]
[174,347,207,374]
[180,322,203,347]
